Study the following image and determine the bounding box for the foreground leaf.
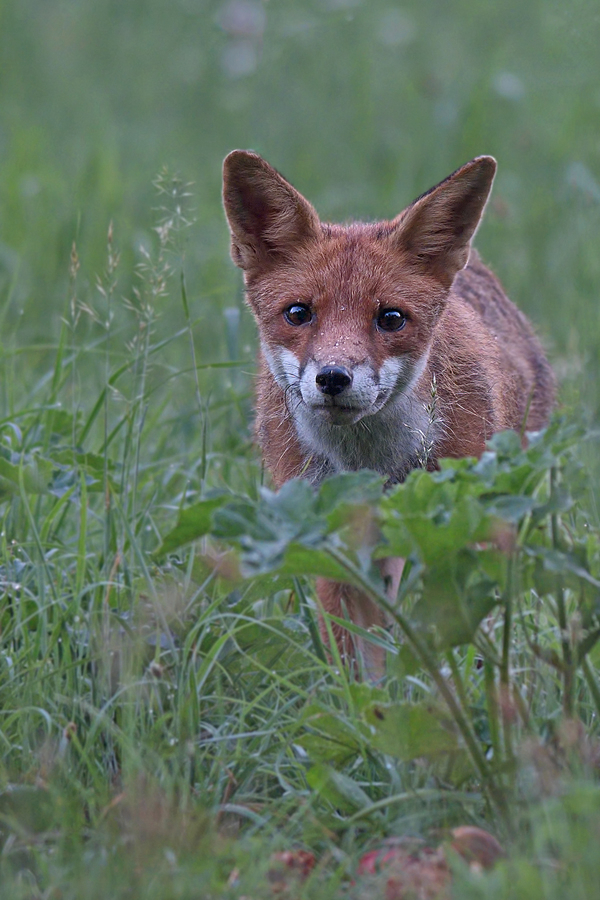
[157,495,229,555]
[362,702,459,761]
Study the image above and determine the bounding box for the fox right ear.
[222,151,320,274]
[389,156,497,287]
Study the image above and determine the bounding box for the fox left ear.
[223,150,320,275]
[389,156,497,286]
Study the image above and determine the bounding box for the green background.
[2,0,600,416]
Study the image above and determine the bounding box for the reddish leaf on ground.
[357,846,411,877]
[449,826,505,870]
[357,839,449,899]
[267,850,316,894]
[383,847,450,900]
[356,827,504,899]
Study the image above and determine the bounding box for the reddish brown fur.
[223,150,555,678]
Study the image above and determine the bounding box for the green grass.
[1,1,600,896]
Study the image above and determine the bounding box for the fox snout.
[297,354,409,424]
[315,365,353,397]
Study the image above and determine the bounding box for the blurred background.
[1,0,599,425]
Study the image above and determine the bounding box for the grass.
[1,0,600,896]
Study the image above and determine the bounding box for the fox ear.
[223,151,320,273]
[389,156,497,286]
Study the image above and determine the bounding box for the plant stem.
[484,660,501,767]
[446,649,469,712]
[500,554,514,764]
[180,270,203,417]
[551,466,573,716]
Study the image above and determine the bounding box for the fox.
[222,149,555,678]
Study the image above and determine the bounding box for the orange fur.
[223,151,555,678]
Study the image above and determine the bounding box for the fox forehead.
[246,231,448,373]
[248,226,444,321]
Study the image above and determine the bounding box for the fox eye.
[377,309,407,332]
[284,303,313,326]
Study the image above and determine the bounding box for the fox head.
[222,151,496,429]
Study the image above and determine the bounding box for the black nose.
[315,365,352,396]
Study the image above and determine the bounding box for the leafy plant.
[159,417,600,829]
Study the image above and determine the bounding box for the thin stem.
[500,554,514,763]
[102,224,118,578]
[446,649,470,712]
[551,466,573,716]
[484,660,501,766]
[293,577,328,665]
[180,270,203,417]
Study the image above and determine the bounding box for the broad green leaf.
[411,553,500,648]
[233,538,340,578]
[346,681,390,712]
[0,455,53,497]
[278,543,359,581]
[316,470,384,532]
[386,643,422,680]
[296,707,366,767]
[52,448,115,474]
[526,546,600,588]
[485,494,536,523]
[382,492,488,565]
[49,449,118,495]
[486,429,523,458]
[297,733,357,767]
[157,495,229,555]
[363,702,459,760]
[45,408,82,439]
[529,485,574,526]
[316,470,384,515]
[213,480,325,544]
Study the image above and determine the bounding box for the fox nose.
[315,365,353,396]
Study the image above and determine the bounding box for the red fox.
[222,150,555,677]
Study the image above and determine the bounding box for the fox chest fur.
[223,152,555,488]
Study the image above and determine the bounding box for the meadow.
[1,0,600,896]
